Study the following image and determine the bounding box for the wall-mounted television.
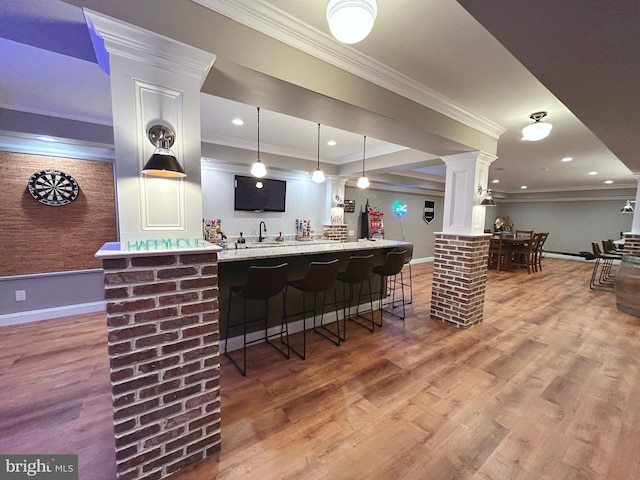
[234,175,287,212]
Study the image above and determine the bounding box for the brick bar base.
[101,251,221,480]
[323,224,348,242]
[623,233,640,255]
[430,234,490,329]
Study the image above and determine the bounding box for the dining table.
[488,235,533,272]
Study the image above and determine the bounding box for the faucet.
[259,221,267,242]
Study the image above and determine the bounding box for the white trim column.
[441,151,497,235]
[85,9,216,249]
[632,175,640,234]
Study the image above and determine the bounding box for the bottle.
[276,231,284,243]
[238,232,246,244]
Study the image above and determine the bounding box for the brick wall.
[102,251,220,479]
[623,233,640,255]
[430,234,490,329]
[322,224,348,242]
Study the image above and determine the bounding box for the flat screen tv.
[234,175,287,212]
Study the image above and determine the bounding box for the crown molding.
[84,9,216,84]
[192,0,506,139]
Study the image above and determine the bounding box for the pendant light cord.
[317,123,321,168]
[362,135,367,175]
[257,107,261,160]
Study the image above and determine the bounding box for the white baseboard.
[411,256,433,264]
[545,252,586,261]
[0,301,106,327]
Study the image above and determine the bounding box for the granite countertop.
[217,239,411,263]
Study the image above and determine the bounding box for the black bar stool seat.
[224,263,289,376]
[337,254,376,338]
[287,259,340,359]
[373,249,407,322]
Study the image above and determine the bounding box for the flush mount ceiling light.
[522,111,553,141]
[326,0,377,44]
[357,135,369,189]
[620,200,635,213]
[312,123,326,183]
[251,107,267,178]
[477,185,496,206]
[141,125,186,178]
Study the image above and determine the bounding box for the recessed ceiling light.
[327,140,337,146]
[520,185,528,189]
[561,156,573,162]
[604,179,614,184]
[588,171,598,176]
[232,118,244,126]
[491,179,499,184]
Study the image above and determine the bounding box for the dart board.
[27,169,80,206]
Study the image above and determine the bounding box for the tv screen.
[234,175,287,212]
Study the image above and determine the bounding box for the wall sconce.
[620,200,635,213]
[141,125,186,178]
[478,185,496,206]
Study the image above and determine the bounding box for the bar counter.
[217,239,410,263]
[217,239,411,343]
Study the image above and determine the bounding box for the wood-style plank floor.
[1,259,639,480]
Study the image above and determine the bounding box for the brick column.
[323,224,348,242]
[99,247,220,479]
[430,234,490,328]
[622,233,640,255]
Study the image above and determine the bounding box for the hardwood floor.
[1,259,639,479]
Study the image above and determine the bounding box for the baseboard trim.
[0,301,106,327]
[545,252,586,261]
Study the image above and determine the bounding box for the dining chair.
[488,237,504,271]
[510,234,539,274]
[515,229,534,239]
[533,232,549,272]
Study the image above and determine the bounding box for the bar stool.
[394,244,413,304]
[337,254,376,338]
[224,263,289,376]
[373,249,407,322]
[286,259,340,359]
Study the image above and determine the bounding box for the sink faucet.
[259,221,267,242]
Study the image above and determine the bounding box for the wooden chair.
[488,237,504,271]
[515,229,534,239]
[510,234,539,274]
[533,232,549,272]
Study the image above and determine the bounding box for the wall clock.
[27,169,80,206]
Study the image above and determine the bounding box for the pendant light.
[522,111,553,141]
[326,0,377,44]
[312,123,326,183]
[357,135,369,189]
[251,107,267,178]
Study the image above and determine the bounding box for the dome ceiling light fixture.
[326,0,377,44]
[522,111,553,141]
